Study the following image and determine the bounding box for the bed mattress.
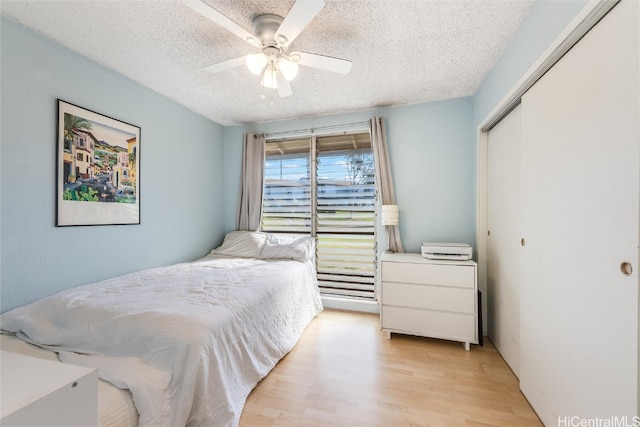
[1,254,322,427]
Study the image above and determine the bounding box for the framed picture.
[56,100,140,226]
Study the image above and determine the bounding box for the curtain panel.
[370,117,404,253]
[236,133,265,231]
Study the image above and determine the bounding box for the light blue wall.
[473,0,589,126]
[224,98,475,254]
[1,17,226,312]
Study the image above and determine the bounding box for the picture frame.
[56,100,140,226]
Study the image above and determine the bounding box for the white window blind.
[262,133,377,300]
[262,138,311,233]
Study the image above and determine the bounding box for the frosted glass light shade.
[381,205,399,225]
[277,57,299,81]
[261,67,278,89]
[246,53,268,75]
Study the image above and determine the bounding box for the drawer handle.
[521,238,525,246]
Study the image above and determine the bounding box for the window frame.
[261,130,379,302]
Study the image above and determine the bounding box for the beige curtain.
[237,133,265,231]
[371,117,404,253]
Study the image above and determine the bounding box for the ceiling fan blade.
[203,56,246,74]
[294,52,352,74]
[276,72,293,97]
[182,0,259,47]
[275,0,325,47]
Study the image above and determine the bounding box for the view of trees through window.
[262,133,377,300]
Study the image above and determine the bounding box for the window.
[77,153,83,161]
[262,132,377,300]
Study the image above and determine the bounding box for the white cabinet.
[380,252,478,350]
[0,351,98,426]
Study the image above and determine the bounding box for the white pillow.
[211,231,267,258]
[259,233,315,261]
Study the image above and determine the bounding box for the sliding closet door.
[487,104,521,378]
[520,0,639,423]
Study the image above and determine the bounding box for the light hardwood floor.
[239,309,542,427]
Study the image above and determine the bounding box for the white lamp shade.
[277,57,299,81]
[246,53,268,75]
[381,205,399,225]
[261,66,278,89]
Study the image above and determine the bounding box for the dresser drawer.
[382,282,475,313]
[381,306,476,343]
[382,261,475,288]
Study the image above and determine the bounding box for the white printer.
[421,242,473,260]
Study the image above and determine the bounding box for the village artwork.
[62,112,137,203]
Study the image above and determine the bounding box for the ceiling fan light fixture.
[277,57,299,81]
[261,66,278,89]
[246,53,268,75]
[187,0,352,99]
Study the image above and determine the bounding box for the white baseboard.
[321,296,380,314]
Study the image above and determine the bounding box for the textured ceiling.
[0,0,533,126]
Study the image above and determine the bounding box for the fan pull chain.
[259,89,275,106]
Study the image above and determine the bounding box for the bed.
[0,231,323,427]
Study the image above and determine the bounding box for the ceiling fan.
[183,0,352,98]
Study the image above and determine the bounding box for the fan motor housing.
[252,14,284,47]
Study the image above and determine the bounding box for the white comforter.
[1,255,323,427]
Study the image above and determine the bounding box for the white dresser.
[0,351,98,426]
[380,252,478,350]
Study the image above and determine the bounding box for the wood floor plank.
[239,310,541,427]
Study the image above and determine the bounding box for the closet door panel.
[520,1,639,423]
[487,104,521,377]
